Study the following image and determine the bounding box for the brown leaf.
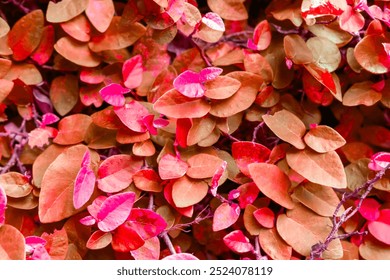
[54,36,101,67]
[306,36,341,72]
[258,228,292,260]
[283,34,313,64]
[171,175,208,208]
[340,142,373,163]
[8,10,44,61]
[0,79,13,103]
[60,14,91,42]
[209,71,263,118]
[303,125,346,153]
[85,123,117,149]
[207,0,248,21]
[359,235,390,260]
[86,0,115,33]
[54,114,92,145]
[291,182,344,217]
[0,17,9,37]
[276,203,343,259]
[354,34,389,74]
[89,17,146,52]
[248,163,294,209]
[50,75,79,116]
[186,153,224,179]
[243,204,262,235]
[46,0,89,23]
[243,53,273,83]
[343,81,382,106]
[262,109,306,150]
[204,76,241,100]
[286,147,347,189]
[0,172,32,198]
[187,117,216,146]
[359,125,390,149]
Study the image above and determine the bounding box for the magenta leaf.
[162,253,199,260]
[141,114,157,135]
[41,113,59,127]
[0,186,6,226]
[357,198,381,221]
[126,208,167,240]
[368,152,390,171]
[199,67,223,83]
[25,236,50,260]
[87,196,108,220]
[99,83,130,106]
[210,160,227,196]
[122,54,143,89]
[97,192,136,232]
[153,117,169,128]
[114,100,149,132]
[81,149,91,168]
[223,230,254,254]
[73,166,96,209]
[201,12,225,32]
[213,202,240,231]
[79,215,96,226]
[368,209,390,245]
[173,70,205,98]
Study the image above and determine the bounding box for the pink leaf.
[199,67,223,83]
[368,209,390,245]
[114,101,149,132]
[81,149,91,168]
[357,198,381,221]
[153,117,169,128]
[130,236,160,260]
[253,207,275,228]
[213,202,240,231]
[173,70,205,98]
[97,192,136,232]
[210,160,227,196]
[28,127,57,149]
[127,208,167,240]
[237,182,260,209]
[87,196,107,219]
[368,152,390,171]
[339,5,365,33]
[122,55,143,89]
[141,115,157,135]
[162,253,199,260]
[41,113,59,127]
[73,166,96,209]
[223,230,254,254]
[79,215,96,226]
[201,12,225,32]
[29,244,51,260]
[158,154,188,180]
[0,186,6,226]
[25,236,51,260]
[99,83,130,106]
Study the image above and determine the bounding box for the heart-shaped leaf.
[86,230,112,250]
[158,154,188,180]
[100,83,130,107]
[0,224,26,259]
[126,208,167,240]
[122,55,143,89]
[213,202,240,231]
[223,230,254,254]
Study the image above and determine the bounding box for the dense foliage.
[0,0,390,260]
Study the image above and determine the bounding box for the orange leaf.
[0,172,32,198]
[207,0,248,21]
[171,175,208,208]
[258,228,292,260]
[60,14,91,42]
[7,10,44,61]
[262,109,306,150]
[0,224,25,260]
[42,228,69,260]
[50,75,79,116]
[204,76,241,100]
[212,202,240,231]
[46,0,89,23]
[286,148,347,189]
[0,79,13,103]
[54,114,92,145]
[248,163,294,209]
[283,34,313,64]
[86,0,115,33]
[303,125,346,153]
[133,169,162,192]
[30,25,55,65]
[187,116,216,146]
[342,81,382,106]
[354,34,389,74]
[186,153,224,179]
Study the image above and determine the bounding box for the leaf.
[368,209,390,245]
[286,148,347,189]
[0,17,9,37]
[100,83,130,107]
[60,14,91,42]
[122,55,143,89]
[50,75,79,116]
[97,154,143,193]
[283,34,313,64]
[114,101,151,132]
[237,182,260,209]
[232,141,271,177]
[46,0,89,23]
[0,79,13,103]
[369,152,390,171]
[39,144,100,223]
[171,175,208,208]
[359,126,390,149]
[111,222,145,252]
[262,109,306,150]
[291,182,344,217]
[97,192,136,232]
[301,0,346,19]
[176,118,192,148]
[0,224,26,260]
[213,202,240,231]
[54,36,101,67]
[250,20,272,51]
[303,125,346,153]
[130,236,160,260]
[86,0,115,33]
[73,152,96,209]
[41,228,68,260]
[342,81,382,106]
[158,153,188,180]
[358,198,381,222]
[89,17,146,52]
[195,13,225,43]
[253,207,275,228]
[204,76,241,100]
[86,230,112,250]
[339,5,365,34]
[276,203,343,259]
[258,227,292,260]
[248,163,294,209]
[207,0,248,21]
[359,235,390,260]
[8,10,44,61]
[354,35,390,74]
[54,114,92,145]
[0,172,32,198]
[41,113,60,127]
[162,253,199,260]
[28,127,56,149]
[163,181,194,218]
[126,208,167,240]
[186,153,224,179]
[223,230,254,254]
[0,186,6,226]
[133,169,162,192]
[187,117,216,146]
[209,71,263,118]
[306,36,341,72]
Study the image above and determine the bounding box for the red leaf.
[100,83,130,106]
[97,154,143,193]
[114,101,149,132]
[30,25,55,65]
[339,5,365,33]
[158,154,188,180]
[237,182,260,209]
[223,230,254,254]
[126,208,167,240]
[0,186,6,226]
[213,202,240,231]
[86,230,112,250]
[210,160,227,195]
[251,20,271,51]
[162,253,199,260]
[368,209,390,245]
[112,223,145,252]
[96,192,136,232]
[232,141,271,177]
[253,207,275,228]
[122,55,143,89]
[368,152,390,171]
[176,118,192,148]
[357,198,381,222]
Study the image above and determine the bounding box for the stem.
[161,232,176,255]
[148,193,154,210]
[191,38,212,67]
[252,122,264,142]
